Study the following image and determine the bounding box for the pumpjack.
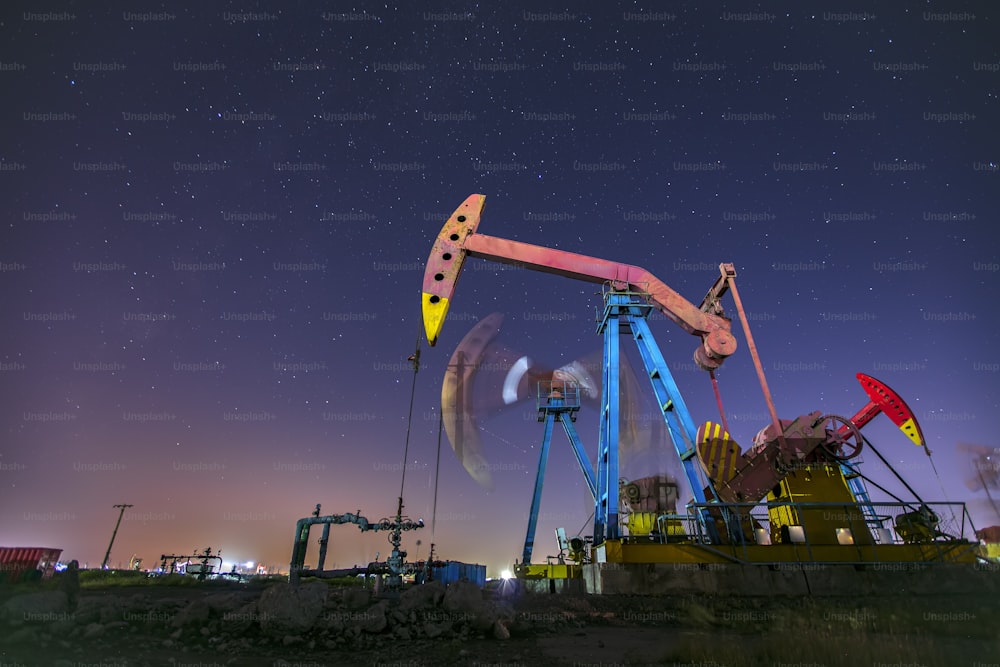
[421,194,981,584]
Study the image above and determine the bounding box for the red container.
[0,546,63,583]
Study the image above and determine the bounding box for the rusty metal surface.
[712,412,833,504]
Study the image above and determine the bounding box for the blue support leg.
[594,294,625,545]
[523,410,556,565]
[629,316,708,502]
[561,416,597,500]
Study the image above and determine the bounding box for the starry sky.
[1,2,998,577]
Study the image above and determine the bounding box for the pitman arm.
[422,194,737,370]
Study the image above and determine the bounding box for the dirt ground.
[2,579,998,667]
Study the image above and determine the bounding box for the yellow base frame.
[767,463,875,546]
[515,563,583,579]
[596,539,980,565]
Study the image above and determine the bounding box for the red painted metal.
[842,373,925,448]
[422,194,486,301]
[0,546,63,582]
[708,370,731,437]
[724,269,788,453]
[464,234,734,347]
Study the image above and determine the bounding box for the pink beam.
[465,233,731,341]
[422,194,736,369]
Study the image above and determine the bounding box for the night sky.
[2,3,998,578]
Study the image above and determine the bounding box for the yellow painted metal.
[421,293,450,345]
[766,464,874,546]
[979,542,1000,562]
[899,417,923,446]
[601,540,730,564]
[600,540,979,565]
[626,512,656,536]
[515,563,582,579]
[627,513,686,537]
[696,421,742,485]
[663,519,686,535]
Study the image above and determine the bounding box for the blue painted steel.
[521,383,595,565]
[522,397,557,564]
[593,291,719,546]
[840,460,886,539]
[562,416,597,499]
[594,293,625,544]
[431,561,486,587]
[522,387,594,564]
[629,315,709,502]
[536,382,595,495]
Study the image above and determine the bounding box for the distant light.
[500,569,513,580]
[244,561,254,569]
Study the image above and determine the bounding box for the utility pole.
[101,503,133,570]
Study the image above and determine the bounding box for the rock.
[470,603,499,633]
[2,627,38,644]
[492,619,510,640]
[83,623,105,639]
[203,591,245,615]
[171,599,211,628]
[342,586,371,610]
[68,598,101,626]
[47,617,77,638]
[358,602,388,633]
[1,590,69,624]
[282,634,303,646]
[314,607,346,634]
[442,580,483,616]
[257,581,328,636]
[98,598,127,624]
[459,597,512,634]
[399,580,445,612]
[423,621,445,639]
[219,601,260,634]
